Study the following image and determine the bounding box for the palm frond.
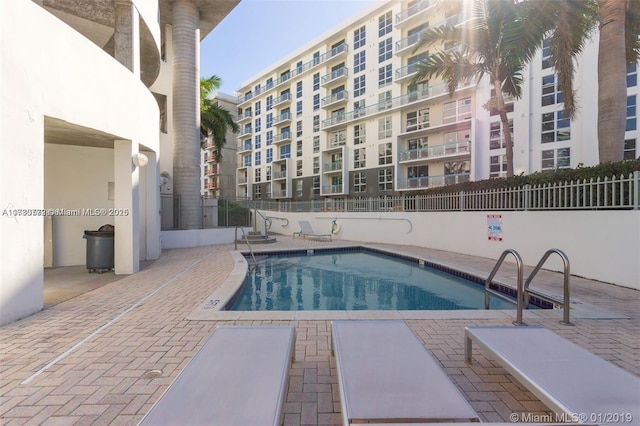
[626,0,640,64]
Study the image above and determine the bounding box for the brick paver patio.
[1,237,638,425]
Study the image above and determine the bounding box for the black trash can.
[83,224,114,273]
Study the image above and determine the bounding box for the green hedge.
[410,159,640,195]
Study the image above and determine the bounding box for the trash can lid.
[98,224,115,232]
[84,230,114,237]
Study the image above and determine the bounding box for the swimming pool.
[226,248,517,311]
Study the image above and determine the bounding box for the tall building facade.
[235,0,638,203]
[202,92,239,199]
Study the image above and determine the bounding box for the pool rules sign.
[487,215,503,241]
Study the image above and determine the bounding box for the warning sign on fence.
[487,214,503,241]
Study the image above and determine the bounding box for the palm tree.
[411,0,546,177]
[200,75,239,163]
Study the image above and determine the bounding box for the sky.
[200,0,385,95]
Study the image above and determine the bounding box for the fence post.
[634,171,639,210]
[524,184,530,211]
[459,191,464,211]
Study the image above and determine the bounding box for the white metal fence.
[247,172,639,212]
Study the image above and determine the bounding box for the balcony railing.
[274,72,291,88]
[395,0,432,24]
[272,189,288,198]
[322,184,343,194]
[273,92,292,107]
[396,30,428,53]
[273,131,292,143]
[239,126,253,137]
[273,111,292,125]
[321,82,471,129]
[395,62,421,81]
[397,172,471,190]
[399,141,471,162]
[237,142,253,152]
[238,110,252,122]
[321,66,348,86]
[323,160,343,171]
[273,170,287,179]
[238,177,248,184]
[321,90,349,107]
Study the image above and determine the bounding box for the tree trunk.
[172,0,201,229]
[597,0,627,163]
[494,78,514,177]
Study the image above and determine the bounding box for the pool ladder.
[485,248,572,326]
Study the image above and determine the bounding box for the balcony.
[273,131,292,144]
[205,182,218,190]
[273,92,292,107]
[319,42,348,67]
[237,142,253,153]
[237,92,253,106]
[397,172,470,190]
[204,155,216,164]
[395,63,421,82]
[237,176,248,185]
[323,160,343,172]
[321,66,348,87]
[273,169,288,180]
[395,31,428,55]
[239,126,253,137]
[206,167,218,176]
[321,90,349,108]
[274,72,291,88]
[237,109,252,123]
[399,141,471,163]
[272,189,288,198]
[273,111,292,126]
[395,0,433,27]
[321,184,344,195]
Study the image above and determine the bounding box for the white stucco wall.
[260,210,640,290]
[0,1,161,325]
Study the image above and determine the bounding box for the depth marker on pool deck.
[21,259,203,385]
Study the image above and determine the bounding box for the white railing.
[244,173,639,212]
[399,141,470,162]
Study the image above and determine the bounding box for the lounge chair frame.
[293,220,332,240]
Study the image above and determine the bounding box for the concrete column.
[171,0,201,229]
[114,0,140,78]
[114,140,140,274]
[145,150,161,260]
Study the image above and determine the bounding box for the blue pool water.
[227,250,516,311]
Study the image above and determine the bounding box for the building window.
[255,117,262,132]
[406,108,429,132]
[297,100,303,115]
[255,151,261,166]
[354,50,366,74]
[354,25,366,49]
[266,165,272,181]
[627,95,637,131]
[354,124,366,145]
[489,89,513,116]
[266,113,273,128]
[266,95,273,111]
[296,81,302,98]
[354,75,366,97]
[542,74,563,106]
[280,144,291,159]
[489,120,513,149]
[378,91,392,110]
[244,154,252,167]
[378,38,392,63]
[254,184,261,199]
[378,64,392,87]
[313,176,320,194]
[378,11,392,37]
[313,115,320,132]
[266,77,273,89]
[295,179,303,197]
[378,168,393,191]
[541,111,570,143]
[297,120,303,137]
[628,63,637,88]
[255,168,261,183]
[266,130,273,145]
[296,159,303,177]
[266,148,273,163]
[254,100,261,116]
[354,99,366,118]
[255,134,261,149]
[266,182,272,198]
[354,147,366,169]
[354,171,366,192]
[443,97,472,124]
[489,155,507,178]
[313,136,320,153]
[313,156,320,174]
[296,140,303,156]
[313,73,320,91]
[330,129,346,147]
[541,147,571,170]
[378,142,392,165]
[378,116,392,140]
[313,94,320,111]
[542,38,552,69]
[624,139,637,160]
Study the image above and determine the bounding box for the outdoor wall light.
[160,171,170,186]
[132,152,149,167]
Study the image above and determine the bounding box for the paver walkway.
[1,237,638,425]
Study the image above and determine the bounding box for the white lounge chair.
[139,325,295,426]
[332,320,479,424]
[465,326,640,423]
[293,220,332,240]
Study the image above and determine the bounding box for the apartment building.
[235,0,638,203]
[202,92,239,199]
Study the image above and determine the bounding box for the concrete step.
[236,234,277,244]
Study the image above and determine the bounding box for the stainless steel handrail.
[524,249,572,326]
[234,226,256,265]
[485,249,525,325]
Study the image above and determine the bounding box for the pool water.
[227,250,516,311]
